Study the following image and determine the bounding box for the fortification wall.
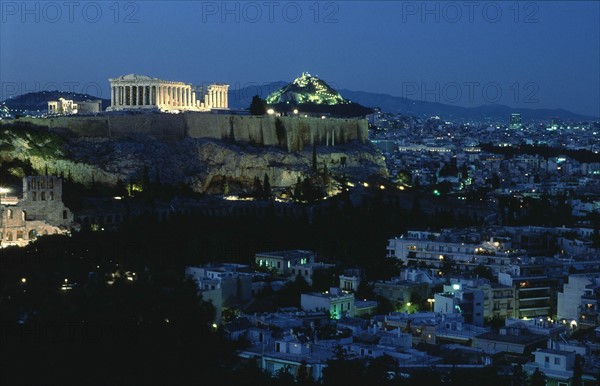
[18,113,368,151]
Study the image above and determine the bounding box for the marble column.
[224,89,228,109]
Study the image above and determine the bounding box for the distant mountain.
[229,83,597,122]
[339,89,597,122]
[3,86,595,123]
[0,91,110,116]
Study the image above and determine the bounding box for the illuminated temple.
[107,74,229,112]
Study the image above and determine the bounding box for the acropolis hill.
[1,74,386,194]
[16,113,368,152]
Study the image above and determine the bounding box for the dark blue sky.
[1,1,599,116]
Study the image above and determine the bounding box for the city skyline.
[1,1,599,117]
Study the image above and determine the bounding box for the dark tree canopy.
[249,95,267,115]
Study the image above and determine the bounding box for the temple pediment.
[113,74,159,81]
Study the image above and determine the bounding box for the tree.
[510,364,526,386]
[322,163,330,185]
[221,176,229,196]
[473,264,494,281]
[249,95,266,115]
[263,174,271,197]
[312,142,318,174]
[572,354,584,386]
[252,176,263,197]
[529,368,546,386]
[141,165,150,193]
[296,361,315,386]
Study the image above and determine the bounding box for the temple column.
[216,90,220,108]
[111,86,115,107]
[224,89,228,109]
[192,91,196,107]
[141,85,146,106]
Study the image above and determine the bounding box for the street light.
[0,187,10,200]
[427,298,435,311]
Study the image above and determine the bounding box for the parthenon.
[107,74,229,112]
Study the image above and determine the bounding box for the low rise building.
[185,263,253,323]
[290,262,335,286]
[255,250,315,275]
[387,230,525,275]
[373,277,429,308]
[301,287,355,319]
[434,284,485,326]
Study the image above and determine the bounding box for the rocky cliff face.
[1,122,387,194]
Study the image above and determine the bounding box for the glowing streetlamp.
[427,298,435,311]
[0,187,10,201]
[267,108,275,115]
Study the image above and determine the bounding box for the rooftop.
[255,250,315,260]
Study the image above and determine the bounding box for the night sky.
[1,1,599,116]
